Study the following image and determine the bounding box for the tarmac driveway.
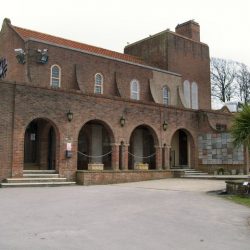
[0,179,249,250]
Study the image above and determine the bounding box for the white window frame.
[130,79,140,100]
[163,86,170,105]
[94,73,103,94]
[50,64,61,88]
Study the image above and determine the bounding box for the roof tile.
[12,25,145,65]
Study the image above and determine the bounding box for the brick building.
[0,18,247,185]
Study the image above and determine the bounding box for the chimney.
[175,20,200,42]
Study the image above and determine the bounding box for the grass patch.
[225,195,250,208]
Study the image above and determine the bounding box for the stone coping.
[225,179,250,184]
[77,170,171,173]
[184,175,250,180]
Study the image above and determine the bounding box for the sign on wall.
[0,58,7,79]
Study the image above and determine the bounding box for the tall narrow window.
[183,80,191,108]
[130,79,139,100]
[50,65,61,88]
[163,86,170,105]
[191,82,198,109]
[94,73,103,94]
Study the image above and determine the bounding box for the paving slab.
[0,179,249,250]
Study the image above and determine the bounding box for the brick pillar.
[111,143,120,171]
[12,124,24,178]
[163,145,171,169]
[155,146,162,170]
[121,143,129,170]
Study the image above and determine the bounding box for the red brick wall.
[0,19,27,83]
[0,82,14,181]
[124,30,211,110]
[124,33,168,70]
[1,81,204,180]
[14,40,154,102]
[167,33,211,110]
[175,21,200,42]
[76,170,173,185]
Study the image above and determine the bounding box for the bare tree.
[210,57,237,103]
[236,63,250,104]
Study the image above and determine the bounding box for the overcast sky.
[1,0,250,66]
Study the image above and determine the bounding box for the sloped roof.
[12,25,145,65]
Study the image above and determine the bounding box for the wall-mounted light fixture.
[37,49,49,64]
[120,115,125,127]
[14,48,26,64]
[163,120,168,131]
[67,110,73,122]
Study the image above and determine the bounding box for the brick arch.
[77,119,115,143]
[23,117,60,171]
[128,124,160,147]
[128,124,160,170]
[77,119,116,170]
[23,117,60,137]
[169,127,195,144]
[169,127,196,168]
[12,116,62,177]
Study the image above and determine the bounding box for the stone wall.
[198,133,244,165]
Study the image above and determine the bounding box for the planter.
[134,163,149,170]
[231,169,237,175]
[88,163,104,171]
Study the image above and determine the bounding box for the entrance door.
[179,130,188,166]
[48,127,56,170]
[24,121,38,165]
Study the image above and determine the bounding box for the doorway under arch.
[24,118,57,170]
[170,129,194,168]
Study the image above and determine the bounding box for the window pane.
[95,74,102,85]
[131,92,138,100]
[130,80,139,100]
[52,66,59,78]
[51,78,59,87]
[163,87,168,105]
[95,86,102,94]
[132,81,138,92]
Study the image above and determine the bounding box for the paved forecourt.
[0,179,249,250]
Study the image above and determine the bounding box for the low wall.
[76,170,173,185]
[197,164,245,175]
[226,180,250,195]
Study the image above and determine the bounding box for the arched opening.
[129,125,157,170]
[170,129,194,168]
[77,120,114,170]
[24,118,57,170]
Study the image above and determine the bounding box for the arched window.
[183,80,191,108]
[130,79,139,100]
[50,65,61,88]
[94,73,103,94]
[191,82,198,109]
[163,86,170,105]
